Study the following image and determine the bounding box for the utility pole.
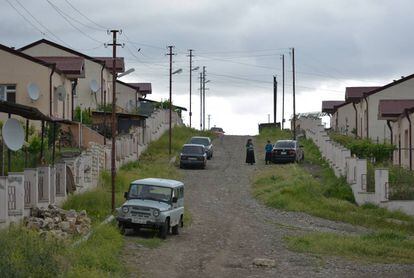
[199,72,203,130]
[167,45,175,156]
[281,54,285,130]
[107,29,122,212]
[202,66,206,131]
[188,49,193,128]
[208,114,211,129]
[291,48,296,140]
[273,75,277,124]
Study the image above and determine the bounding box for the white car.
[116,178,184,239]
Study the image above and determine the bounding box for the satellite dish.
[2,118,24,151]
[56,85,66,101]
[27,82,40,101]
[90,80,99,93]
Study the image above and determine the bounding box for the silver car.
[116,178,184,239]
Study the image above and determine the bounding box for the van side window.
[179,187,184,198]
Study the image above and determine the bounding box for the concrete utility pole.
[188,49,194,128]
[199,72,203,130]
[202,66,206,131]
[273,75,277,124]
[208,114,211,129]
[281,54,285,130]
[291,48,296,139]
[166,45,176,156]
[107,29,122,212]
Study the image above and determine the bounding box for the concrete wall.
[357,78,414,142]
[0,48,72,121]
[334,102,356,136]
[21,42,113,110]
[298,116,414,216]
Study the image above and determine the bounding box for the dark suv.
[179,144,207,169]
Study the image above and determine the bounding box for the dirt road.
[122,136,414,277]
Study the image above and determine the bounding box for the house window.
[0,84,16,103]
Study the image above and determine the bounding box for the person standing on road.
[265,140,273,164]
[245,139,255,165]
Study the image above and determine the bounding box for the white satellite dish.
[56,85,66,101]
[27,82,40,101]
[90,80,99,93]
[2,118,24,151]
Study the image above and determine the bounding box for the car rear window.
[182,146,204,154]
[189,138,209,146]
[274,141,295,148]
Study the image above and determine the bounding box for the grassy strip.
[254,127,414,263]
[286,231,414,264]
[1,126,208,277]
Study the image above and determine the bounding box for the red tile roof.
[128,83,152,94]
[345,87,380,101]
[378,99,414,120]
[94,57,125,73]
[36,56,84,76]
[322,100,345,114]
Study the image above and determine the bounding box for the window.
[0,85,16,103]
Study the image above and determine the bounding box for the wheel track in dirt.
[121,135,414,278]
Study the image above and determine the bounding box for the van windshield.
[128,184,172,203]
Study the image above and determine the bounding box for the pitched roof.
[36,56,84,77]
[0,43,63,74]
[94,57,125,73]
[378,99,414,120]
[321,100,345,114]
[18,39,124,72]
[128,83,152,94]
[364,74,414,98]
[345,87,380,101]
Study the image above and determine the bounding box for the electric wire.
[63,0,108,30]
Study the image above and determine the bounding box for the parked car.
[210,127,225,137]
[116,178,185,239]
[179,144,207,169]
[189,136,213,159]
[271,140,304,163]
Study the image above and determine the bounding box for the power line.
[63,0,108,30]
[11,0,71,46]
[45,0,105,44]
[5,0,45,36]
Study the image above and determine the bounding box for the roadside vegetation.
[1,125,210,277]
[253,127,414,264]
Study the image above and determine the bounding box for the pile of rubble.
[24,205,91,240]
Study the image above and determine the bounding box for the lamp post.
[169,68,182,156]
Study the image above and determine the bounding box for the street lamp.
[169,68,182,155]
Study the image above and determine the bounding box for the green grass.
[286,231,414,264]
[255,127,414,263]
[2,125,204,277]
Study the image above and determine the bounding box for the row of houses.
[322,74,414,170]
[0,39,185,228]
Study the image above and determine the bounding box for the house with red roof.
[19,39,125,116]
[0,43,81,122]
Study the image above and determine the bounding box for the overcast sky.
[2,0,414,134]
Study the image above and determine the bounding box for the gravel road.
[122,135,414,278]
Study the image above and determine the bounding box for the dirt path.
[122,136,414,277]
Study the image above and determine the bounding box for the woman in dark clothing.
[245,139,255,165]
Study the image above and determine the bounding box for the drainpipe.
[49,64,56,116]
[405,110,412,170]
[335,111,338,132]
[386,120,393,145]
[364,96,369,139]
[352,102,358,137]
[399,134,401,166]
[71,79,78,121]
[100,63,105,105]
